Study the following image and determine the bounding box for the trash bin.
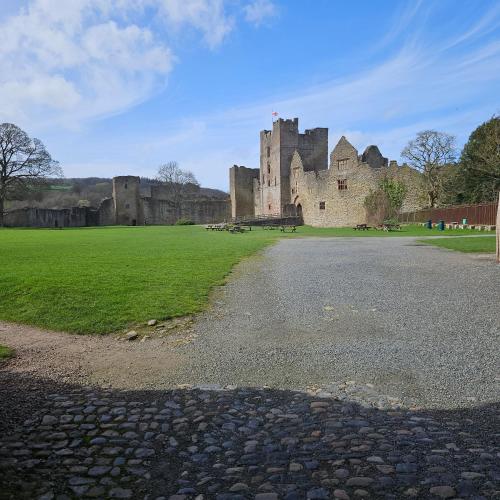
[426,219,432,229]
[438,220,445,231]
[462,218,468,225]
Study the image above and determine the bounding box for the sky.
[0,0,499,191]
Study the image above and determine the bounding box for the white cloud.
[0,0,175,128]
[243,0,277,26]
[0,0,252,129]
[157,0,235,48]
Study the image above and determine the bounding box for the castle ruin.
[230,118,425,227]
[5,176,230,228]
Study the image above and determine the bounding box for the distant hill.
[6,177,228,211]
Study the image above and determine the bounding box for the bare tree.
[401,130,456,207]
[0,123,62,225]
[156,161,199,216]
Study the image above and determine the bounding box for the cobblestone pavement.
[1,383,499,500]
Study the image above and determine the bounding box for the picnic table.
[353,224,371,230]
[206,223,228,231]
[229,225,250,233]
[376,223,401,231]
[280,225,296,232]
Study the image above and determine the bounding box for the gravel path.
[174,237,500,410]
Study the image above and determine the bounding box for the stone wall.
[298,127,329,172]
[143,198,230,225]
[179,199,230,224]
[97,198,115,226]
[4,207,95,228]
[229,165,259,218]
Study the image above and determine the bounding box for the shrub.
[364,177,408,225]
[175,218,195,225]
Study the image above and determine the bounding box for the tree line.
[1,117,498,226]
[364,115,499,224]
[401,115,499,208]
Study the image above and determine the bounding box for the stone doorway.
[296,203,303,219]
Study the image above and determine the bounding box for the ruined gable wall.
[229,165,259,218]
[296,161,379,227]
[97,198,115,226]
[293,156,425,227]
[361,146,388,169]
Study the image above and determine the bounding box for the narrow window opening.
[337,179,348,190]
[268,179,271,187]
[124,182,128,189]
[268,203,272,211]
[274,177,277,186]
[125,203,130,209]
[319,201,326,210]
[267,164,271,174]
[337,159,348,170]
[266,146,270,157]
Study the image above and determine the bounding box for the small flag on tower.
[272,111,278,117]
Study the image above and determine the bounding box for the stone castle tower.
[112,176,144,225]
[258,118,328,215]
[229,118,328,218]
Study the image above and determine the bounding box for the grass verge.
[0,345,14,361]
[418,236,496,253]
[0,224,494,334]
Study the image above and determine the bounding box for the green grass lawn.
[291,225,494,237]
[0,345,14,360]
[0,224,494,334]
[418,236,496,253]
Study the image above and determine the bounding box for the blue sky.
[0,0,499,191]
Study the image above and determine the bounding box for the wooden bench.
[280,225,296,232]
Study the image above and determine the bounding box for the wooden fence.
[400,201,498,226]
